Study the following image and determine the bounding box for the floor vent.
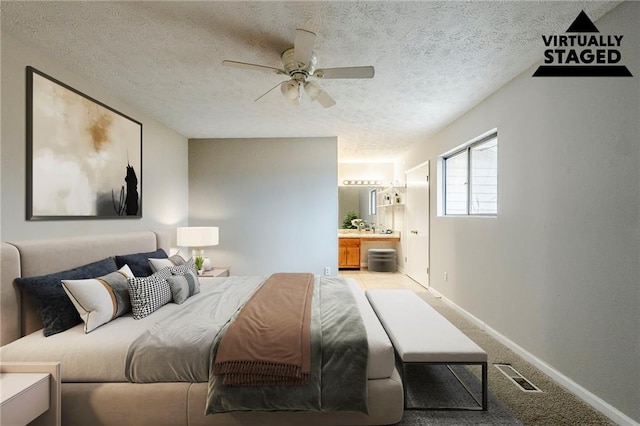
[494,364,542,393]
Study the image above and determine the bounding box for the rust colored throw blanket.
[212,272,314,386]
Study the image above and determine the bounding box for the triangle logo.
[533,9,633,77]
[566,10,600,33]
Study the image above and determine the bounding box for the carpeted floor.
[425,295,616,426]
[394,364,522,425]
[342,270,616,425]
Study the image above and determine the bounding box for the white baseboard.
[427,287,639,426]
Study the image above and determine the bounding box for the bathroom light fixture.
[342,180,383,186]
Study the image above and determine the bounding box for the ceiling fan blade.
[304,81,336,108]
[294,28,316,68]
[222,60,285,75]
[316,90,336,108]
[314,66,375,79]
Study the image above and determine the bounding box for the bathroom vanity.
[338,231,401,270]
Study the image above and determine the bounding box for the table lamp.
[176,226,219,271]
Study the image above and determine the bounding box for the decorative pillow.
[15,257,118,336]
[127,268,172,319]
[169,257,198,276]
[61,265,134,333]
[149,254,186,273]
[115,249,167,277]
[167,270,201,304]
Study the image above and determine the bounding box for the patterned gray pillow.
[127,268,172,319]
[169,257,197,276]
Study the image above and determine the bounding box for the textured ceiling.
[0,1,620,162]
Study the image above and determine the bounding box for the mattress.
[0,276,394,382]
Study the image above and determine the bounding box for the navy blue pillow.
[15,257,118,337]
[115,248,167,277]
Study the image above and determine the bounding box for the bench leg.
[399,357,410,410]
[482,362,488,411]
[403,362,487,411]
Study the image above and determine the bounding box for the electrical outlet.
[444,272,448,282]
[324,266,331,276]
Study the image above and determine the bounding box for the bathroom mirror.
[338,186,378,228]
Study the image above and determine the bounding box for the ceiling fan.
[222,28,375,108]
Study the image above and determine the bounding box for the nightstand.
[200,267,230,277]
[0,362,61,426]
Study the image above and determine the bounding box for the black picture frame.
[26,66,142,220]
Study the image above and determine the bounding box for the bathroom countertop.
[338,231,401,241]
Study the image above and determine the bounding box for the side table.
[200,267,230,277]
[0,362,61,426]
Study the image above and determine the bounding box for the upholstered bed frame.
[0,231,403,426]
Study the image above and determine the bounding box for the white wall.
[188,137,338,276]
[402,2,639,423]
[0,32,189,242]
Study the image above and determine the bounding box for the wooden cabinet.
[339,238,361,269]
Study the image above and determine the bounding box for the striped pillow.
[62,265,134,333]
[167,270,201,304]
[148,254,186,273]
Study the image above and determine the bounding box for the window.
[444,150,468,215]
[442,132,497,216]
[368,189,377,216]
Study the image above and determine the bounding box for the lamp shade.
[177,227,219,248]
[304,81,321,101]
[280,80,299,100]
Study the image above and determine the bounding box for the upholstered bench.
[366,289,487,411]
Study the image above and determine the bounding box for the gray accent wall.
[0,32,189,241]
[402,2,639,423]
[188,137,338,276]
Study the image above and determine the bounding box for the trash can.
[367,249,397,272]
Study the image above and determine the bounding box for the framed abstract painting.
[26,66,142,220]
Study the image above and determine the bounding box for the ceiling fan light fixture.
[223,26,374,108]
[280,80,299,100]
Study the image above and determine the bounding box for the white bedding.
[0,276,394,382]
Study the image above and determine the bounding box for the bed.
[0,231,403,426]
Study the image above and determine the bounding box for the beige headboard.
[0,231,171,346]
